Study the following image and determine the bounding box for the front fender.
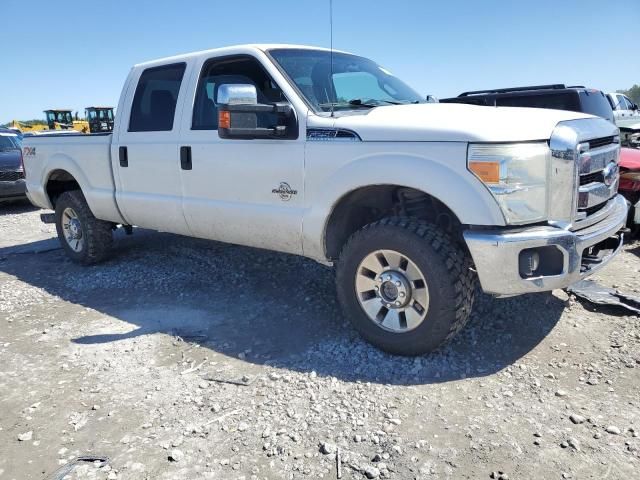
[302,142,506,260]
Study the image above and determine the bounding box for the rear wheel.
[54,190,113,265]
[336,217,475,355]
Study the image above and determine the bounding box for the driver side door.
[178,54,305,255]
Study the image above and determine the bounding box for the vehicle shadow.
[0,200,38,215]
[0,229,565,385]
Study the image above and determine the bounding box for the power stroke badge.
[272,182,298,201]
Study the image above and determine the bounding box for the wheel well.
[324,186,465,260]
[46,170,80,207]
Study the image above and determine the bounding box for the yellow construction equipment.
[8,119,48,132]
[10,109,90,133]
[85,107,115,133]
[44,110,90,133]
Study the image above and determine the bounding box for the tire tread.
[55,190,113,265]
[337,216,476,354]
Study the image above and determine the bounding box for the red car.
[619,147,640,229]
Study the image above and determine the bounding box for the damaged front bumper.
[463,194,628,296]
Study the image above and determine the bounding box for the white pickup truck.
[23,44,627,355]
[607,92,640,147]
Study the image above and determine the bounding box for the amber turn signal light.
[469,161,500,184]
[219,111,231,129]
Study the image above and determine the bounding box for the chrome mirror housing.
[216,84,258,105]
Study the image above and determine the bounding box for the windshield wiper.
[318,101,374,110]
[318,99,407,110]
[348,99,404,106]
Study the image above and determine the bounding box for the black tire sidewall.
[55,192,90,263]
[337,220,469,355]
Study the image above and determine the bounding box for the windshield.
[0,135,19,151]
[269,48,423,112]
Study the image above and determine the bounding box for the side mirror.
[425,95,439,103]
[216,84,296,140]
[217,84,259,106]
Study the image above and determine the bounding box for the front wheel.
[336,217,475,355]
[55,190,113,265]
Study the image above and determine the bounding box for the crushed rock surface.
[0,203,639,479]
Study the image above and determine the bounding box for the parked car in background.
[607,92,640,121]
[0,130,26,202]
[606,93,640,148]
[441,84,616,123]
[619,147,640,230]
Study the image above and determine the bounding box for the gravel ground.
[0,203,639,480]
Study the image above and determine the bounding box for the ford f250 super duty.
[23,45,627,355]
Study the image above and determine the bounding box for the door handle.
[180,146,192,170]
[119,146,128,167]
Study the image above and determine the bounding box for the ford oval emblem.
[602,161,618,187]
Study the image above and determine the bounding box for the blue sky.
[1,0,638,122]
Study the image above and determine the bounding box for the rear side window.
[129,63,186,132]
[578,90,615,123]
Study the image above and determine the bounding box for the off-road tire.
[54,190,113,265]
[336,217,476,355]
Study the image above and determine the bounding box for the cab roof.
[134,44,351,68]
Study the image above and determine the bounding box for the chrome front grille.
[549,118,621,230]
[576,136,619,216]
[588,136,616,150]
[0,170,24,182]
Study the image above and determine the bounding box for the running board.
[40,213,55,224]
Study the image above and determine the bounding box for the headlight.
[468,142,549,224]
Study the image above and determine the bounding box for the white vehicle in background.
[608,93,640,148]
[21,44,627,355]
[607,92,640,120]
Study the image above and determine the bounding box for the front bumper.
[464,194,627,296]
[0,178,26,200]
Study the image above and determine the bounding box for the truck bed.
[23,133,124,223]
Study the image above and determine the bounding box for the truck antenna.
[329,0,335,118]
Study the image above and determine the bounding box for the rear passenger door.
[112,62,193,235]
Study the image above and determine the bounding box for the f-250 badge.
[272,182,298,201]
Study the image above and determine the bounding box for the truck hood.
[0,149,21,170]
[331,103,593,143]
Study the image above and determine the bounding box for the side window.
[192,56,287,130]
[624,96,635,109]
[129,63,186,132]
[617,95,629,110]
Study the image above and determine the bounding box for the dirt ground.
[0,203,638,480]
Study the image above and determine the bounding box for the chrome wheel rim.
[355,249,429,333]
[61,207,84,253]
